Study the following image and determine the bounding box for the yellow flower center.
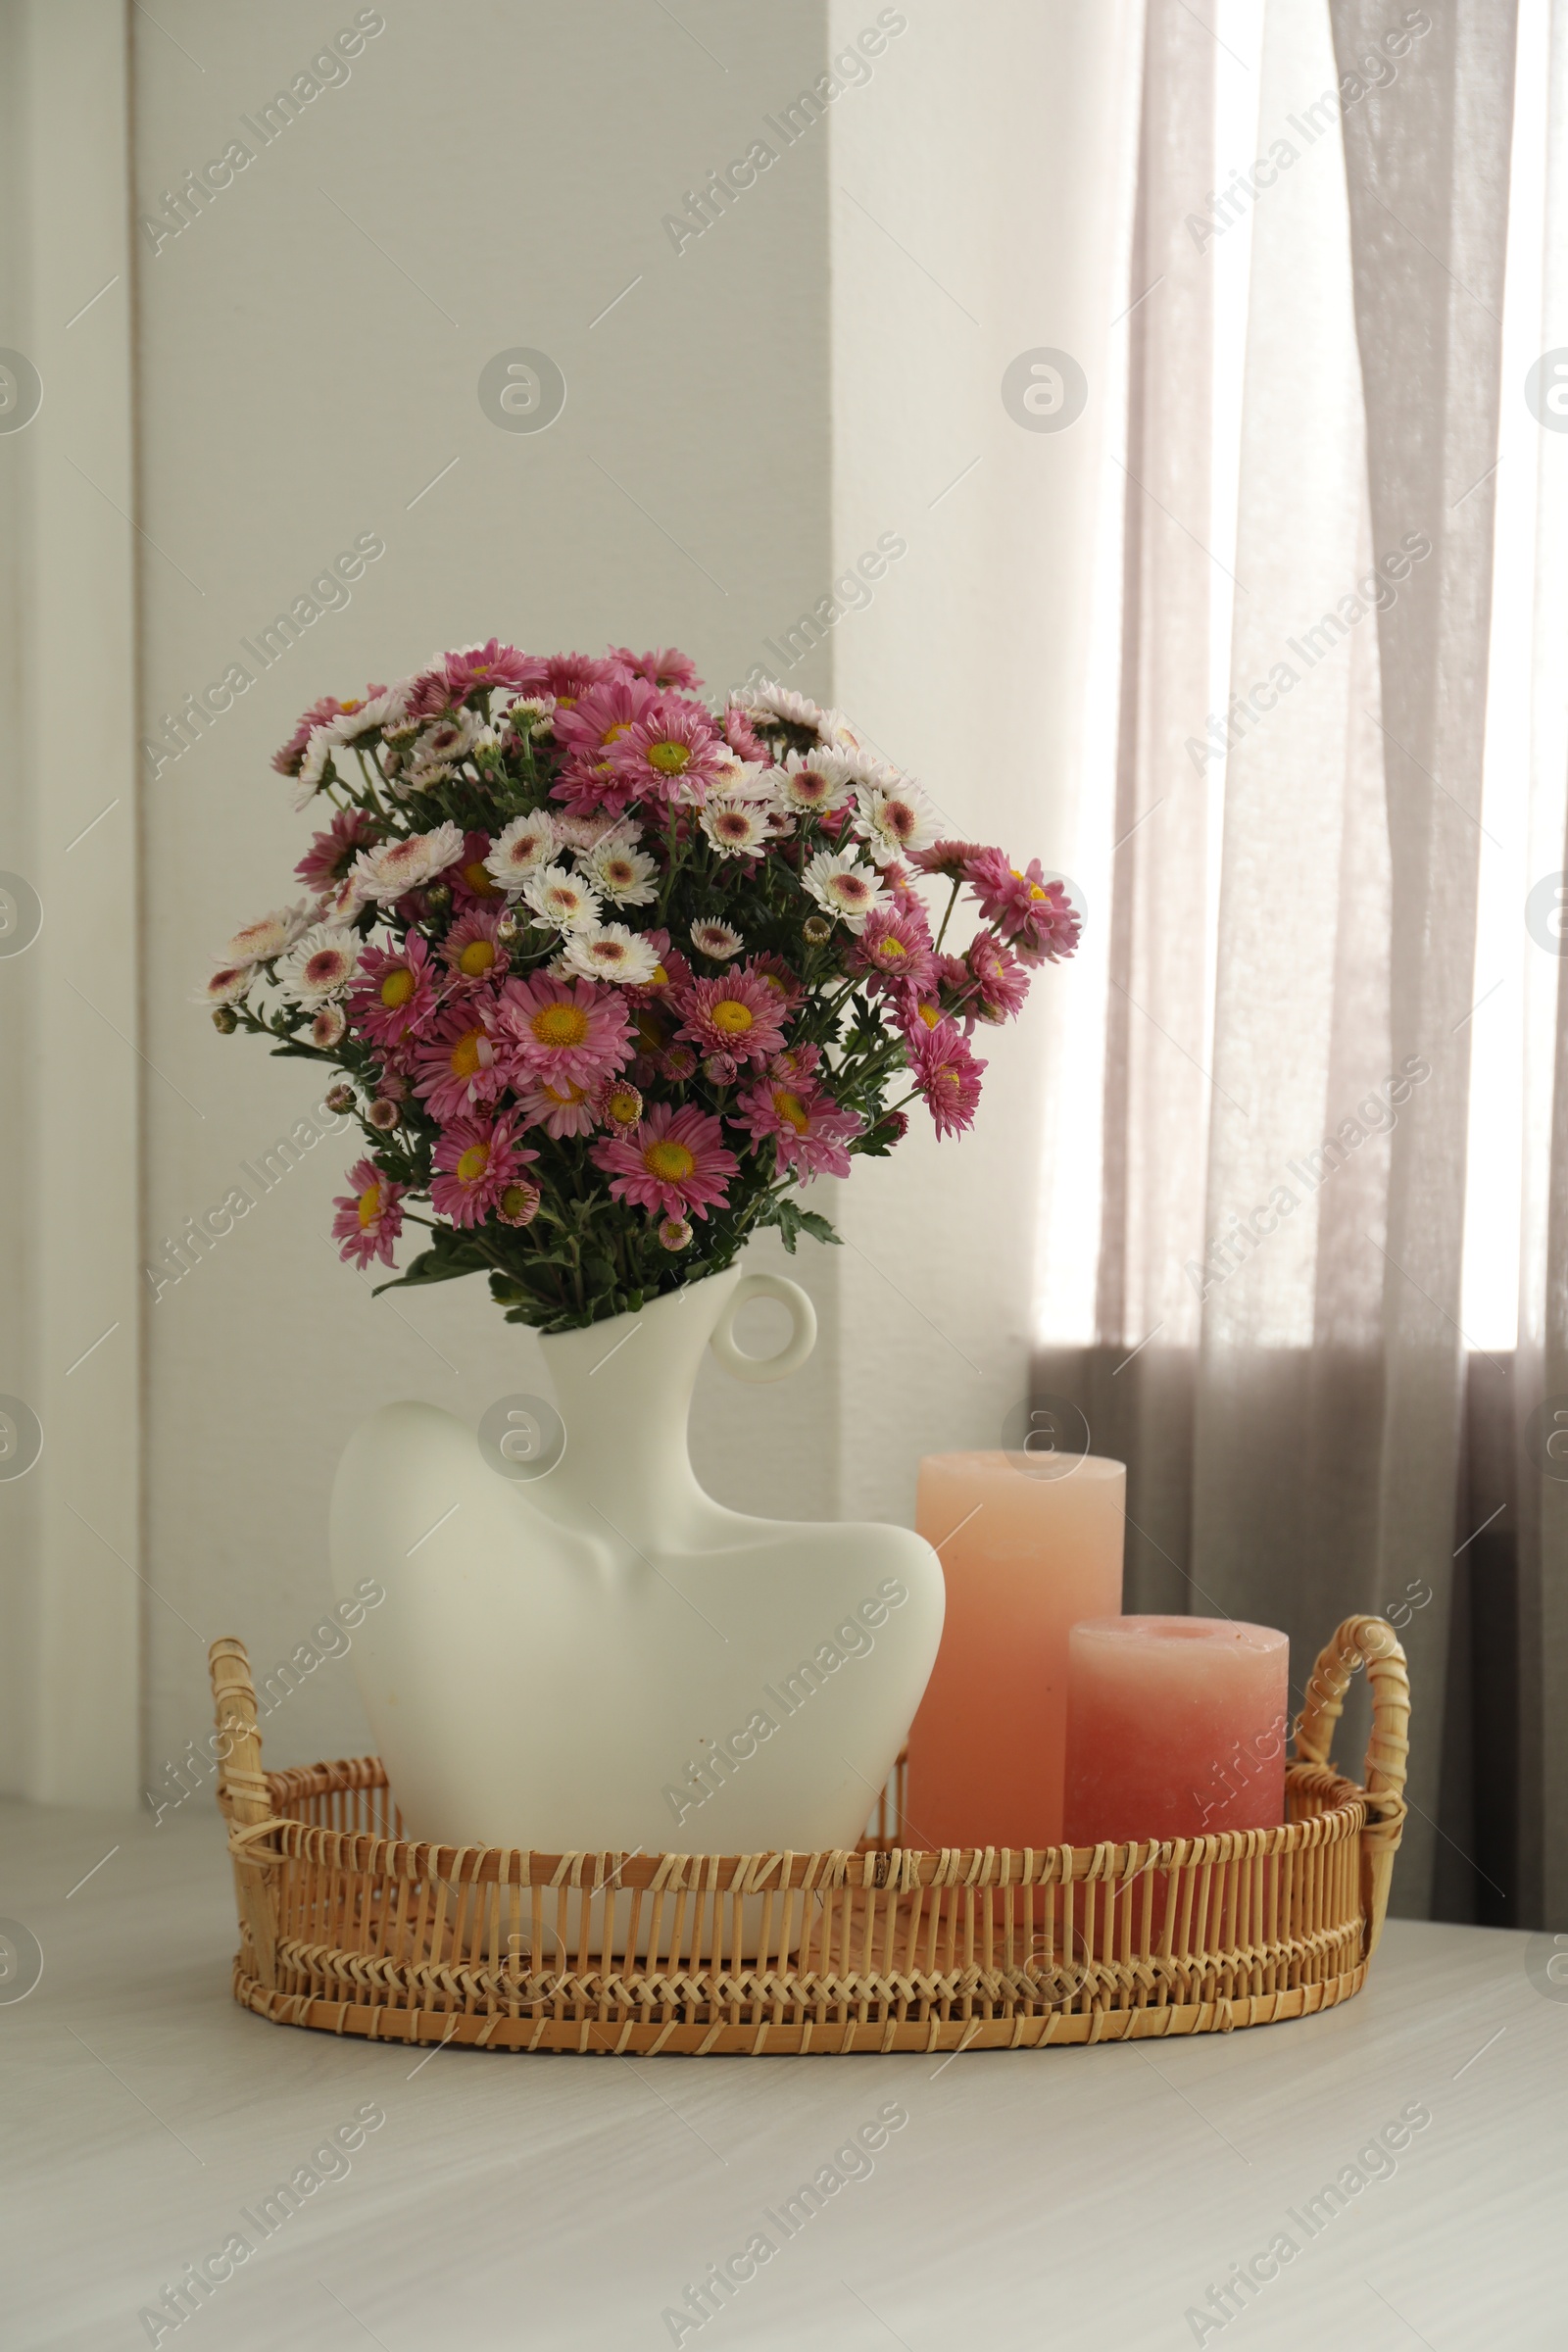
[1029,883,1049,901]
[500,1185,533,1220]
[555,693,577,710]
[380,967,417,1008]
[650,963,668,988]
[607,1088,639,1122]
[602,721,632,745]
[451,1027,486,1076]
[710,1000,754,1036]
[464,860,497,898]
[648,741,691,774]
[459,940,497,977]
[917,1002,942,1030]
[531,1003,590,1049]
[544,1080,587,1106]
[357,1184,381,1230]
[771,1090,809,1134]
[879,937,907,958]
[645,1140,696,1181]
[456,1144,490,1184]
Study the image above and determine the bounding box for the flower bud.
[424,882,453,917]
[499,1182,541,1227]
[703,1054,738,1086]
[802,914,832,945]
[368,1098,400,1131]
[312,1004,347,1051]
[603,1083,644,1130]
[324,1081,356,1114]
[211,1005,239,1034]
[495,911,522,947]
[658,1217,693,1251]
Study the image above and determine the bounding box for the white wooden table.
[3,1795,1562,2349]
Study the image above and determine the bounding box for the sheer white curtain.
[1042,0,1568,1923]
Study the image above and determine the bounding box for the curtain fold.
[1045,0,1539,1922]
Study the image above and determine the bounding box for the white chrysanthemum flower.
[801,846,886,934]
[561,923,662,985]
[584,830,659,906]
[856,778,939,866]
[199,963,251,1005]
[486,810,558,891]
[224,903,312,967]
[331,684,411,745]
[776,748,853,816]
[319,872,368,925]
[522,862,602,932]
[293,726,336,809]
[690,918,744,961]
[553,812,616,852]
[279,925,361,1004]
[722,761,784,806]
[405,709,481,788]
[700,796,777,859]
[498,693,556,736]
[817,744,899,795]
[353,821,465,904]
[740,681,849,743]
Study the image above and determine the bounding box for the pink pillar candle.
[907,1452,1125,1849]
[1062,1616,1290,1845]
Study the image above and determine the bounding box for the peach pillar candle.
[906,1452,1125,1849]
[1062,1617,1289,1845]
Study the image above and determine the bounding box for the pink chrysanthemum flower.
[553,675,660,771]
[442,905,510,989]
[746,952,805,1014]
[498,1179,542,1227]
[601,1079,644,1130]
[332,1158,406,1269]
[496,973,633,1090]
[909,839,992,881]
[965,934,1032,1023]
[910,1017,987,1139]
[350,934,445,1052]
[965,853,1082,963]
[608,700,728,807]
[719,704,768,763]
[430,1112,538,1227]
[732,1076,863,1181]
[769,1042,821,1086]
[672,970,790,1068]
[439,641,546,704]
[611,646,705,691]
[412,1004,510,1122]
[516,1075,602,1140]
[542,652,613,710]
[849,904,937,994]
[591,1102,738,1223]
[272,695,347,778]
[295,808,380,893]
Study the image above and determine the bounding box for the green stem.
[932,877,961,955]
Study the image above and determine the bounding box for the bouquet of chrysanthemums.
[204,642,1080,1331]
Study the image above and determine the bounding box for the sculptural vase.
[329,1263,944,1857]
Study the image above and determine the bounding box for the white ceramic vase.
[329,1263,943,1854]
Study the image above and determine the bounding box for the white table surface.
[3,1793,1563,2351]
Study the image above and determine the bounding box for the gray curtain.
[1044,0,1540,1923]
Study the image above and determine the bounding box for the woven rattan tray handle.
[210,1637,278,1987]
[1294,1613,1409,1956]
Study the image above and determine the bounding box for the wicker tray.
[209,1613,1408,2058]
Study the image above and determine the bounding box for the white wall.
[132,0,843,1788]
[827,0,1142,1524]
[2,0,1143,1804]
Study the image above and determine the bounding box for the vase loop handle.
[710,1273,817,1385]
